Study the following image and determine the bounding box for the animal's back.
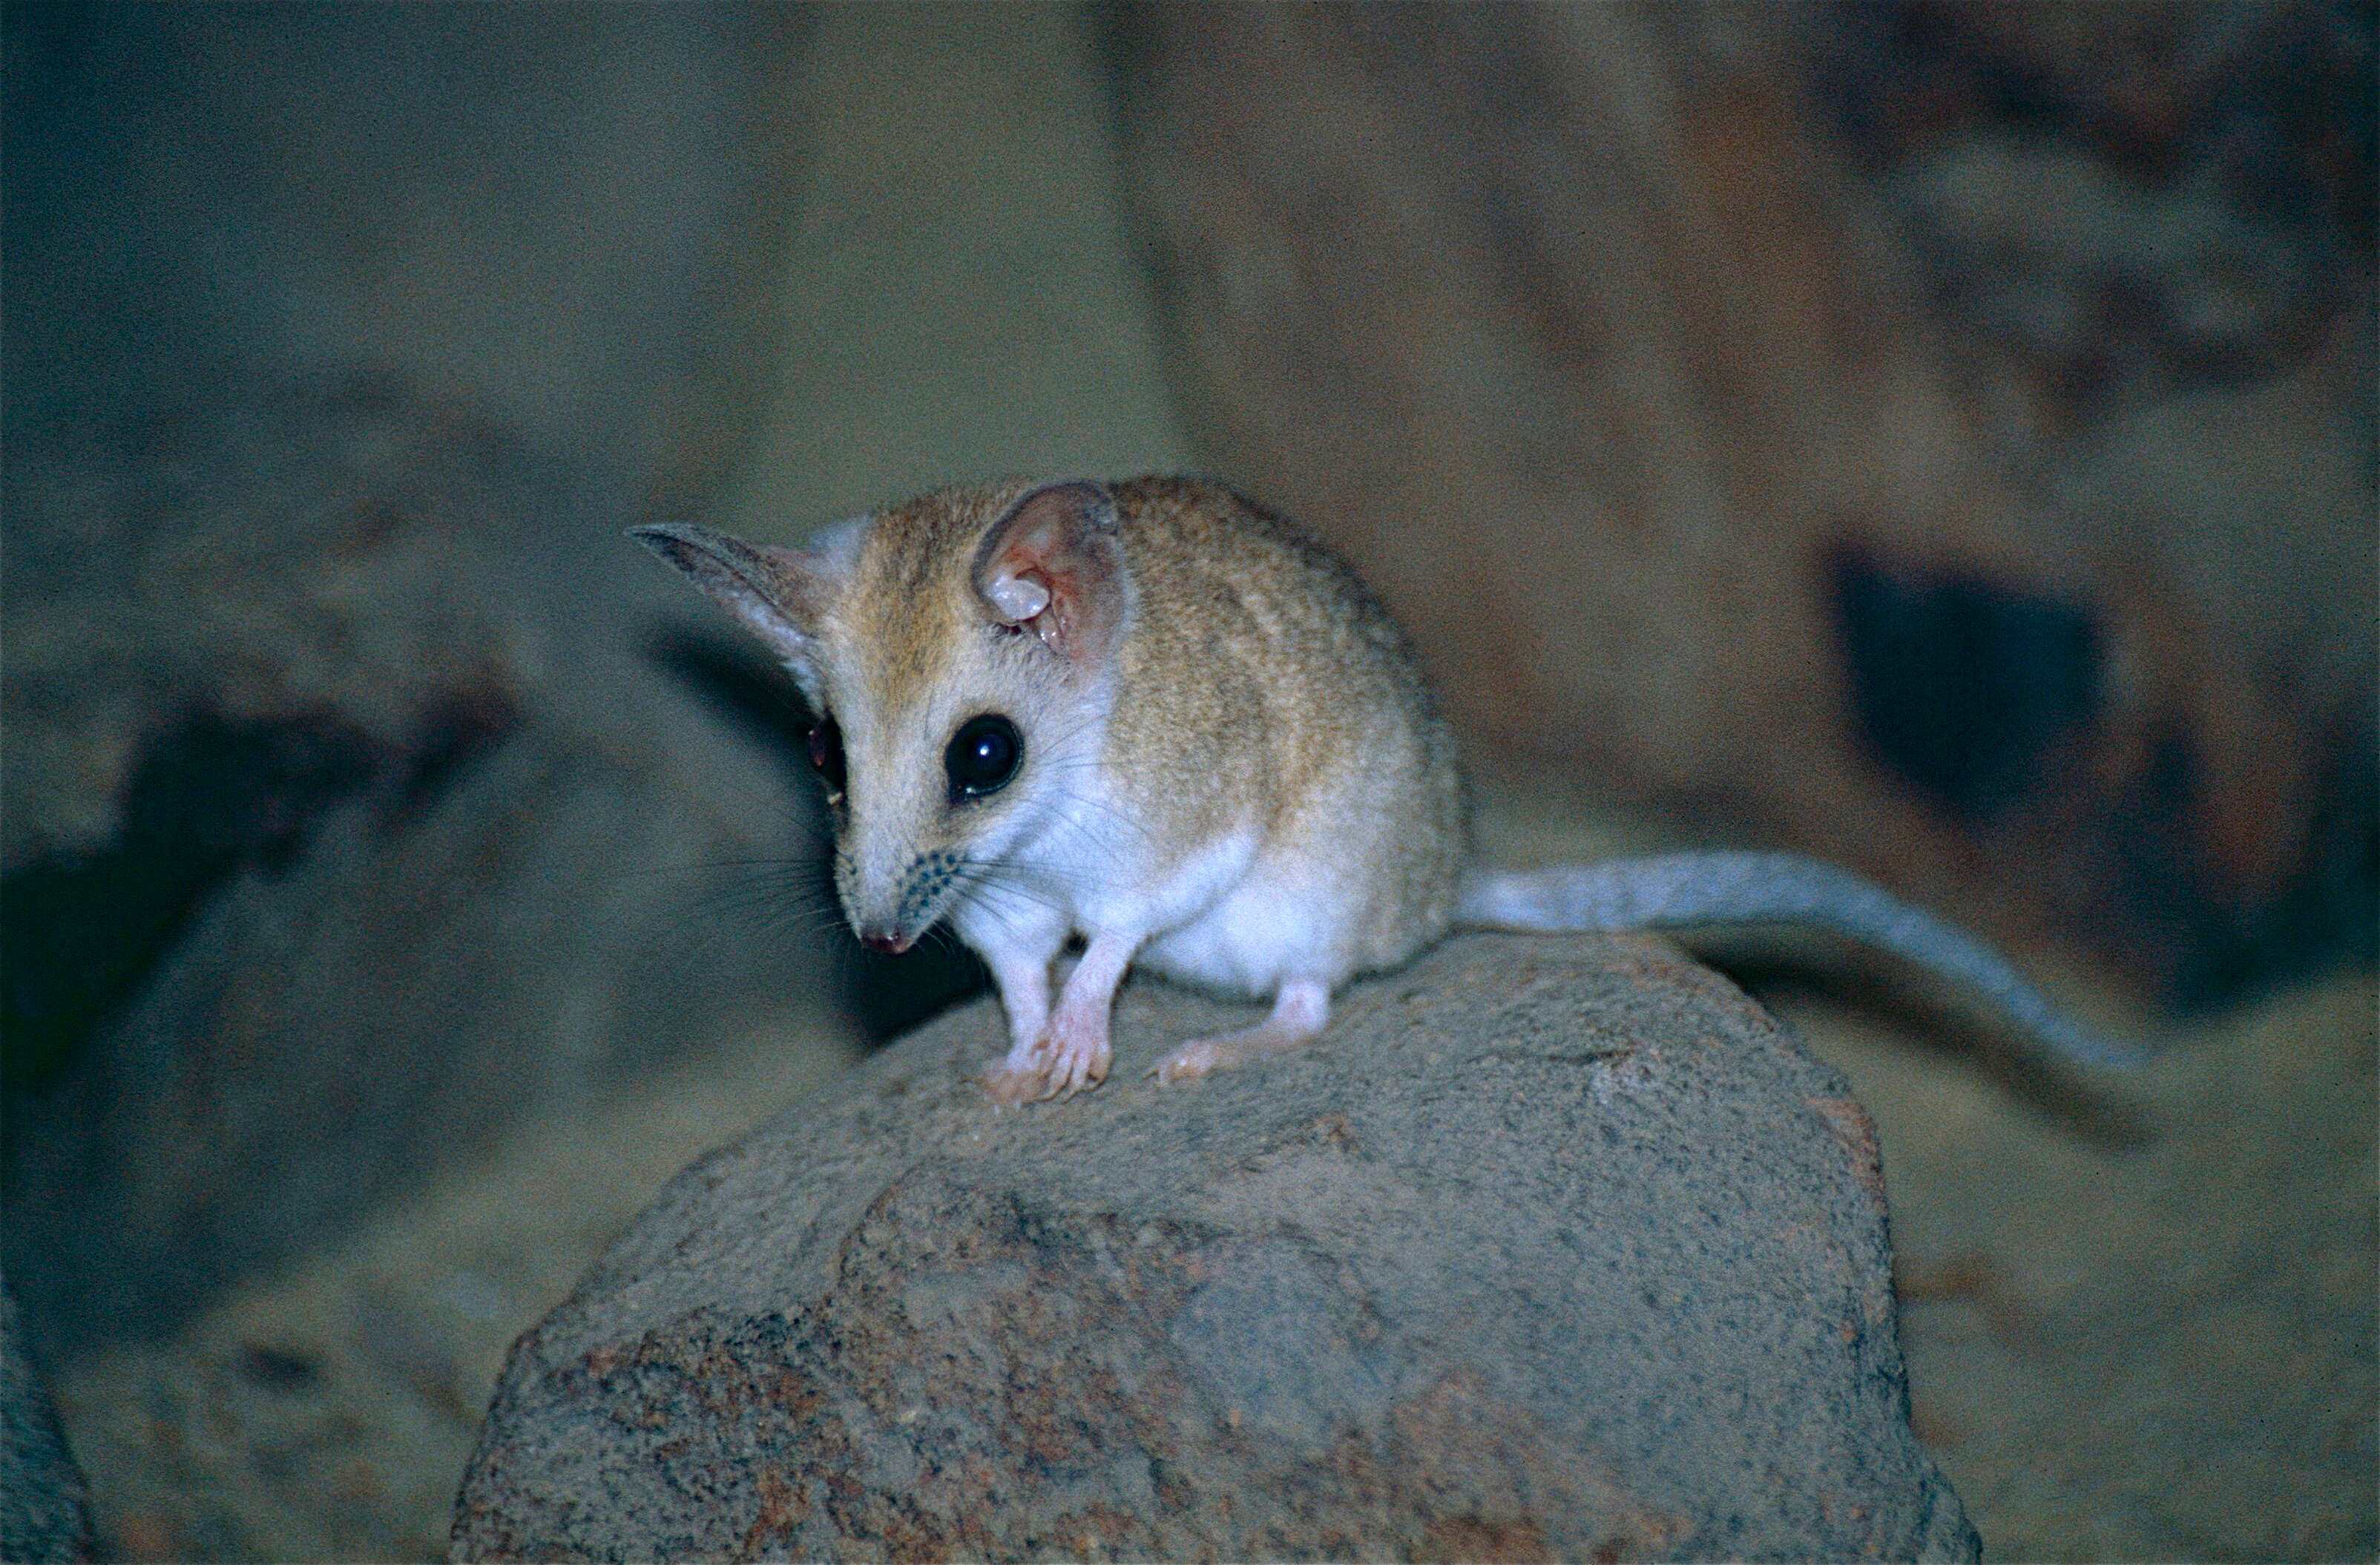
[1104,476,1467,982]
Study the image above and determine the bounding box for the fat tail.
[1459,851,2140,1069]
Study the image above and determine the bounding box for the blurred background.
[2,4,2371,1560]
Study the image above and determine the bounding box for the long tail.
[1459,851,2139,1069]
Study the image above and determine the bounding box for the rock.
[453,934,1977,1562]
[0,5,815,537]
[1106,2,2374,1002]
[0,5,849,1360]
[0,374,872,1355]
[2,1285,94,1564]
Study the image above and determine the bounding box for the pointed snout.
[834,784,963,957]
[835,832,929,956]
[841,856,930,954]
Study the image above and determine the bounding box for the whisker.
[964,859,1100,907]
[959,877,1071,922]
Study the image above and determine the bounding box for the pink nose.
[861,931,913,956]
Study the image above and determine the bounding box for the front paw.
[982,1063,1044,1104]
[984,1021,1111,1103]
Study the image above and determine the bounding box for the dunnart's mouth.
[859,928,915,956]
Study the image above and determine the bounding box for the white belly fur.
[1136,851,1349,999]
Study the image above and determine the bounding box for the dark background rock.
[1108,1,2375,1003]
[0,365,885,1356]
[453,934,1977,1564]
[0,4,812,532]
[2,1285,94,1564]
[0,7,890,1358]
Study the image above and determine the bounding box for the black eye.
[945,713,1022,801]
[806,718,847,798]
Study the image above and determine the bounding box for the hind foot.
[1157,980,1331,1084]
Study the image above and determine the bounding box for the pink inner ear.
[972,482,1122,658]
[984,570,1051,625]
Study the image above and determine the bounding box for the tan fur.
[810,476,1465,980]
[640,475,1469,1095]
[639,476,2130,1098]
[1100,476,1467,977]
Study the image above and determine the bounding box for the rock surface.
[0,373,865,1356]
[0,4,857,1362]
[453,934,1976,1562]
[2,1285,93,1564]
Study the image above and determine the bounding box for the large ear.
[970,480,1125,663]
[631,522,843,668]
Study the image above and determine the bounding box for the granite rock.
[454,934,1977,1562]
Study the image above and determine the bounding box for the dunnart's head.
[634,479,1131,952]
